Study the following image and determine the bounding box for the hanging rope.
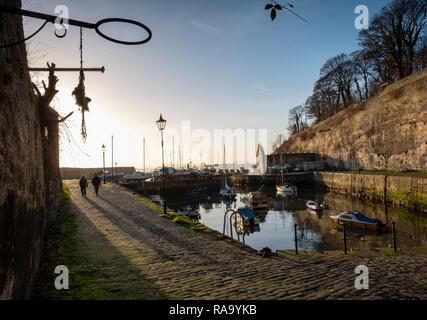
[71,27,91,142]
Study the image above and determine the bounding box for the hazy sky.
[21,0,390,169]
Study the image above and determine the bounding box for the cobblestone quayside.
[57,180,426,300]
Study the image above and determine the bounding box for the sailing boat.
[122,138,151,183]
[276,153,294,195]
[219,145,236,198]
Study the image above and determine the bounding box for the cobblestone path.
[62,180,427,300]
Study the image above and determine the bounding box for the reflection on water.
[165,186,427,253]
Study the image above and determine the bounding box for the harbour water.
[164,186,427,253]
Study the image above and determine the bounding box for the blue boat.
[236,207,260,226]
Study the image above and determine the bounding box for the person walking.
[92,174,101,197]
[79,176,88,197]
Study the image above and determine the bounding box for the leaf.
[265,4,273,10]
[274,4,282,10]
[271,8,276,20]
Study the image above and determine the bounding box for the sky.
[20,0,391,170]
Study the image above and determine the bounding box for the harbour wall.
[123,177,224,196]
[313,172,427,212]
[230,173,314,187]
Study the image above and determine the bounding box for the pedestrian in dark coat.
[79,176,88,197]
[92,175,101,197]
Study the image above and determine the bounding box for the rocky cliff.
[278,69,427,171]
[0,0,62,299]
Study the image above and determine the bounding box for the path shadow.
[85,196,223,265]
[34,196,166,300]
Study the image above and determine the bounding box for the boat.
[276,184,295,195]
[276,153,295,196]
[330,211,392,231]
[236,207,260,226]
[187,186,209,196]
[219,183,236,198]
[242,191,269,210]
[177,205,201,219]
[306,200,323,211]
[219,145,236,198]
[151,195,164,206]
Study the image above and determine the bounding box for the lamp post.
[102,144,106,184]
[156,114,167,215]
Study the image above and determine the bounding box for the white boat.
[150,195,164,206]
[219,145,236,198]
[330,211,392,231]
[122,171,152,183]
[276,184,294,195]
[306,200,322,211]
[177,205,201,219]
[276,153,295,195]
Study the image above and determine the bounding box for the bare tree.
[320,53,355,108]
[359,0,427,81]
[287,105,308,136]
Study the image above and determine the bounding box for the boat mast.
[178,145,181,170]
[223,144,226,186]
[280,153,283,186]
[143,138,146,172]
[172,136,175,168]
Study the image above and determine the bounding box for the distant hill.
[61,167,136,180]
[276,68,427,171]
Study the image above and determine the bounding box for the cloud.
[251,84,272,92]
[190,20,222,35]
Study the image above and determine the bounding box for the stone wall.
[60,167,136,180]
[267,153,320,167]
[0,0,62,299]
[278,69,427,171]
[313,172,427,211]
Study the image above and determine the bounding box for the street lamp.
[156,114,167,215]
[102,144,106,184]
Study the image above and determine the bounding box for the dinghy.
[236,207,260,226]
[330,211,391,231]
[178,205,201,219]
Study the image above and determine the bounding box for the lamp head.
[156,114,167,131]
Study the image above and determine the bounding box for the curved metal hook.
[54,24,67,38]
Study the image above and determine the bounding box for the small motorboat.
[236,207,260,226]
[306,200,323,211]
[219,183,236,198]
[276,184,294,195]
[242,191,269,211]
[330,211,391,231]
[177,205,201,219]
[151,195,164,206]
